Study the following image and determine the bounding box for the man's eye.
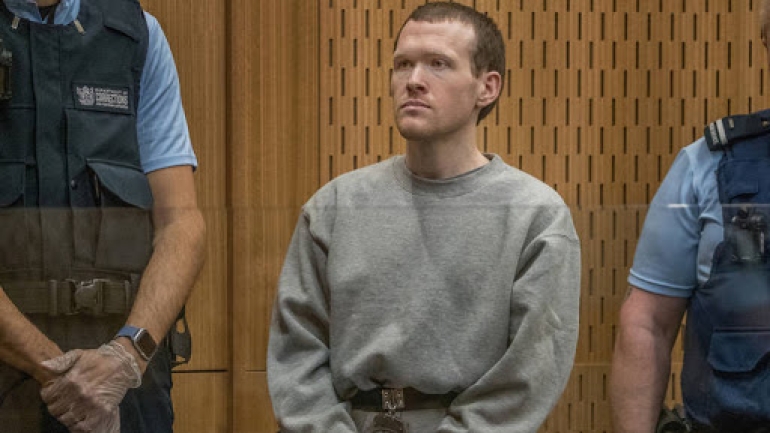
[432,59,447,68]
[395,61,411,70]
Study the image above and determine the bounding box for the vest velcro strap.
[705,114,770,151]
[3,279,133,316]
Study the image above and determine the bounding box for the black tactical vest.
[682,110,770,430]
[0,0,152,283]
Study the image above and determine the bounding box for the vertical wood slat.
[230,1,320,431]
[140,0,229,372]
[233,371,277,432]
[229,0,320,373]
[171,372,230,433]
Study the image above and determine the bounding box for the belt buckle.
[66,279,107,316]
[373,388,407,433]
[381,388,405,411]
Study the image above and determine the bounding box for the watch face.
[135,329,157,358]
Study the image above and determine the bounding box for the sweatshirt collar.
[392,153,504,198]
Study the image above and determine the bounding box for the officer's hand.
[40,341,142,433]
[38,348,82,382]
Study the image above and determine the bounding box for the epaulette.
[704,110,770,151]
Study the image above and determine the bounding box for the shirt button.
[70,179,77,189]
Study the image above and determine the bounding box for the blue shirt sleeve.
[137,12,197,174]
[628,148,701,298]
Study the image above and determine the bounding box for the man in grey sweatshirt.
[267,3,581,432]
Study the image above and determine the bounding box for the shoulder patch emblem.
[75,85,95,106]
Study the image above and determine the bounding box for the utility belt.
[2,277,192,366]
[3,278,134,316]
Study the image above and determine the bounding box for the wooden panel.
[137,1,230,431]
[171,372,230,433]
[230,0,321,373]
[141,0,229,371]
[233,371,278,433]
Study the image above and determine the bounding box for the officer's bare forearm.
[610,287,687,433]
[0,288,63,383]
[610,323,672,433]
[122,205,205,370]
[106,166,205,371]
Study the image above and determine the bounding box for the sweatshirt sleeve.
[267,211,358,433]
[437,208,581,433]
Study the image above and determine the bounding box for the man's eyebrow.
[394,50,454,59]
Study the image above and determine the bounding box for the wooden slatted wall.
[140,1,230,432]
[134,0,768,431]
[230,2,320,433]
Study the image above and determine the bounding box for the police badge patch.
[73,83,132,114]
[75,85,95,106]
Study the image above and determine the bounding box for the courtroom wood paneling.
[142,0,229,372]
[230,0,320,431]
[171,372,230,433]
[233,371,278,433]
[230,0,320,374]
[137,1,230,432]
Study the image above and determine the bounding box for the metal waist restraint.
[681,109,770,431]
[351,387,458,433]
[0,0,150,315]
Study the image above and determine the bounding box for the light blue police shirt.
[629,138,724,298]
[3,0,197,174]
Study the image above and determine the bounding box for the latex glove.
[40,341,142,433]
[40,348,83,377]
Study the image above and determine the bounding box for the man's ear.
[477,70,502,109]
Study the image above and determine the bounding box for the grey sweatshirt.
[268,154,581,432]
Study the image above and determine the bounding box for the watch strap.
[114,325,157,361]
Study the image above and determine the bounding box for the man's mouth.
[401,100,430,109]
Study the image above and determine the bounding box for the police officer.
[611,1,770,432]
[0,0,205,432]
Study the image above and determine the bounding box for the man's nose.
[406,65,427,92]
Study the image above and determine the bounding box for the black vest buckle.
[63,278,107,316]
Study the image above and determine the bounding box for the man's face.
[391,20,488,143]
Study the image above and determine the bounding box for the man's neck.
[36,0,59,7]
[404,133,489,180]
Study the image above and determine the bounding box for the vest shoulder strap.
[81,0,148,41]
[705,109,770,151]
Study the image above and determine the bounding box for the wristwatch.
[114,325,157,361]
